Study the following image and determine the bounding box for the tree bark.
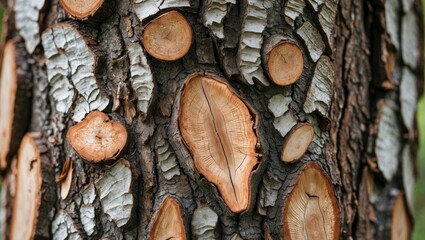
[0,0,423,239]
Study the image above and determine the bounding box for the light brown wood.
[265,40,304,86]
[280,123,314,163]
[179,73,258,213]
[149,196,186,240]
[143,10,192,61]
[57,158,73,200]
[67,111,128,163]
[0,41,17,170]
[10,133,54,240]
[0,41,30,170]
[391,193,411,240]
[283,163,339,240]
[60,0,105,19]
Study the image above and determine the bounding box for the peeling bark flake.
[385,0,400,49]
[303,56,334,117]
[401,10,419,69]
[95,160,133,227]
[191,206,219,239]
[307,0,324,11]
[402,0,414,12]
[306,115,327,155]
[296,21,325,62]
[375,98,402,181]
[155,137,181,180]
[14,0,45,53]
[203,0,236,39]
[128,43,154,120]
[400,68,417,130]
[52,210,82,240]
[133,0,190,22]
[261,171,282,208]
[284,0,305,26]
[80,184,97,236]
[42,24,109,122]
[318,0,338,47]
[238,0,272,86]
[268,94,297,137]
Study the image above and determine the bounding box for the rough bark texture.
[0,0,423,239]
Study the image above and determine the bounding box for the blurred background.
[412,3,425,240]
[414,95,425,239]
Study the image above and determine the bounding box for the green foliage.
[412,1,425,238]
[414,96,425,240]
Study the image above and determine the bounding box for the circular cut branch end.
[267,42,304,86]
[10,134,43,240]
[60,0,105,19]
[391,193,411,240]
[67,111,127,163]
[0,41,17,169]
[143,10,192,61]
[179,73,258,213]
[281,123,314,163]
[283,163,339,240]
[150,197,186,240]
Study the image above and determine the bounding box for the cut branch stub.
[283,163,339,240]
[57,158,73,200]
[10,133,55,240]
[0,41,31,170]
[281,123,314,163]
[391,193,411,240]
[60,0,115,21]
[263,37,304,86]
[149,196,186,240]
[67,111,127,163]
[143,10,192,61]
[179,73,258,213]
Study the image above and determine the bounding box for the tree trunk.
[0,0,422,239]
